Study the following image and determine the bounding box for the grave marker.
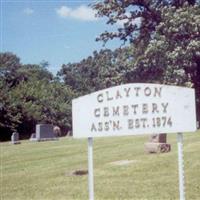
[11,132,20,144]
[35,124,58,141]
[145,133,171,153]
[29,133,36,141]
[72,83,197,200]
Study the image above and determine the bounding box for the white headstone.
[11,132,20,144]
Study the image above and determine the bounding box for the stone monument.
[53,126,61,137]
[29,133,37,141]
[35,124,58,141]
[145,133,171,153]
[11,132,20,144]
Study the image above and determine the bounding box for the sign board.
[72,83,196,138]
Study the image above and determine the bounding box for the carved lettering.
[161,102,169,113]
[124,87,131,97]
[135,119,140,128]
[128,118,149,129]
[98,122,103,131]
[105,122,109,131]
[144,87,151,96]
[152,103,159,113]
[106,91,113,101]
[154,87,162,97]
[91,123,97,132]
[141,118,148,128]
[131,104,138,114]
[113,121,121,131]
[134,87,141,96]
[128,119,134,129]
[113,106,120,116]
[104,107,109,117]
[115,90,122,99]
[123,105,129,116]
[97,93,103,103]
[94,108,100,117]
[142,104,148,114]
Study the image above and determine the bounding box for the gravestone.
[35,124,58,141]
[11,132,20,144]
[145,133,171,153]
[29,133,36,141]
[67,130,72,136]
[53,126,61,137]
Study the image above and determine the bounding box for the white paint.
[88,138,94,200]
[73,83,196,138]
[177,133,185,200]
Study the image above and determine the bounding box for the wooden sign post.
[72,83,196,200]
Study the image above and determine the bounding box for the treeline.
[0,53,75,140]
[1,1,200,140]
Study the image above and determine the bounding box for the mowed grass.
[1,130,200,200]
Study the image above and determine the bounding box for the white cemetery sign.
[72,83,197,200]
[73,83,196,138]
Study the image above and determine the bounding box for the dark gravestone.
[35,124,58,141]
[150,134,166,143]
[145,133,171,153]
[11,132,20,144]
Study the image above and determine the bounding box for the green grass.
[1,130,200,200]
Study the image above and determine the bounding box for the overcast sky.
[1,0,122,74]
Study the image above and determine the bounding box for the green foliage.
[92,0,199,45]
[0,52,21,87]
[92,1,200,120]
[1,1,200,139]
[92,1,200,86]
[0,52,75,140]
[12,80,74,133]
[0,81,22,131]
[0,53,23,133]
[19,64,53,82]
[132,5,200,84]
[59,48,133,96]
[126,5,200,119]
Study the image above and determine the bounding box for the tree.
[92,1,200,120]
[0,52,21,87]
[58,48,133,96]
[0,80,22,135]
[92,0,199,45]
[127,5,200,119]
[0,52,75,141]
[0,53,22,138]
[12,79,75,137]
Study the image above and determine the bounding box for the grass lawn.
[1,130,200,200]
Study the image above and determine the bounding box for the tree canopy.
[1,1,200,140]
[132,5,200,118]
[0,52,74,141]
[59,48,133,95]
[92,0,199,45]
[91,0,200,121]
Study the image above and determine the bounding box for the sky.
[1,0,123,74]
